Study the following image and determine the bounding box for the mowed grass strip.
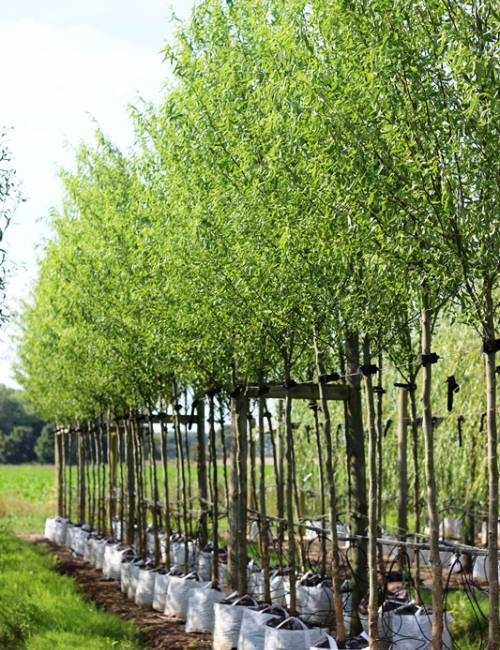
[0,525,143,649]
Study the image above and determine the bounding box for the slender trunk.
[259,398,271,603]
[68,428,75,520]
[376,352,384,525]
[77,426,86,524]
[363,338,379,650]
[148,412,161,565]
[312,403,327,575]
[219,402,230,514]
[133,416,147,559]
[209,395,219,584]
[172,383,189,573]
[108,422,118,537]
[276,399,286,564]
[267,408,283,564]
[125,417,136,547]
[421,295,443,649]
[183,402,194,539]
[409,383,422,597]
[228,389,248,594]
[314,334,346,643]
[159,408,171,568]
[397,388,408,538]
[196,398,209,550]
[284,379,297,613]
[56,429,65,518]
[484,282,499,649]
[118,419,125,543]
[345,331,368,633]
[291,438,307,572]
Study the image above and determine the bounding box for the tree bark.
[228,390,248,594]
[397,387,408,539]
[345,331,368,634]
[484,281,499,649]
[363,338,378,650]
[421,296,444,649]
[314,334,346,643]
[196,398,209,550]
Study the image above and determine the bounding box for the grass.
[0,524,143,649]
[0,465,56,534]
[0,467,143,649]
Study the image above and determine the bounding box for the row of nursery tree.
[17,1,499,647]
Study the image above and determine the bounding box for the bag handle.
[276,616,308,631]
[231,594,258,607]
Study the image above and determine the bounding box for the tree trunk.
[409,383,422,598]
[228,389,248,594]
[421,296,444,649]
[125,417,136,547]
[363,338,379,650]
[284,382,297,612]
[209,394,219,585]
[314,334,346,643]
[196,398,209,550]
[345,331,368,633]
[397,387,408,539]
[108,422,118,537]
[484,282,499,649]
[77,426,86,524]
[159,408,171,569]
[56,429,65,518]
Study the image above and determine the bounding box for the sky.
[0,0,194,387]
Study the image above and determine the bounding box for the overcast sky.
[0,0,194,387]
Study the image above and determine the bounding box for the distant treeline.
[0,384,51,463]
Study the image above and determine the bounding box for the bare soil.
[25,535,212,650]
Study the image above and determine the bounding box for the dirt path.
[25,535,211,650]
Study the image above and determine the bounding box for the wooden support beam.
[245,382,348,401]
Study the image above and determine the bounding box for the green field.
[0,465,56,534]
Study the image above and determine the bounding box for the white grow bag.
[44,517,57,542]
[164,571,206,620]
[170,536,197,569]
[292,573,335,626]
[135,567,156,607]
[270,570,290,606]
[185,583,226,633]
[127,560,144,600]
[196,549,228,587]
[379,605,452,649]
[152,571,169,612]
[472,553,500,583]
[237,605,287,650]
[264,616,324,650]
[103,543,129,581]
[213,594,259,650]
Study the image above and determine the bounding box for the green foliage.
[35,424,55,464]
[0,425,37,463]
